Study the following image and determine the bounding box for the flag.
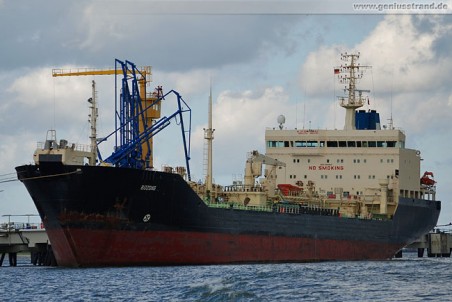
[334,68,340,74]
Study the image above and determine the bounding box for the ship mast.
[337,52,371,130]
[204,83,214,194]
[88,80,98,166]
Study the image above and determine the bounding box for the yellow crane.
[52,66,162,168]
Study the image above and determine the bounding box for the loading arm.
[247,150,286,167]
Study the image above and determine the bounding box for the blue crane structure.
[97,59,192,180]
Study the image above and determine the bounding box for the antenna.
[389,88,394,130]
[303,102,306,129]
[336,52,371,130]
[295,96,298,128]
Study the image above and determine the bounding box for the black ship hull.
[16,163,441,267]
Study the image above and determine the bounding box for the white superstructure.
[263,52,435,216]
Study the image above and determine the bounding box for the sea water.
[1,253,450,301]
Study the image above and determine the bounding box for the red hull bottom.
[47,228,402,267]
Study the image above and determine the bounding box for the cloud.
[356,15,452,134]
[0,1,302,73]
[158,69,215,96]
[357,15,452,92]
[186,86,292,183]
[300,15,452,134]
[0,1,87,70]
[5,67,110,138]
[299,45,344,98]
[0,134,36,171]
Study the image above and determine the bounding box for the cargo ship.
[16,55,440,267]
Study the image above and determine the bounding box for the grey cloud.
[411,15,438,34]
[0,1,302,72]
[431,16,452,58]
[0,1,89,69]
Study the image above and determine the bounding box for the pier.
[407,231,452,257]
[398,227,452,258]
[0,215,55,266]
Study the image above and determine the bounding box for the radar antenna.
[277,115,286,130]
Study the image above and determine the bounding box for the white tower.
[204,84,215,194]
[88,80,98,166]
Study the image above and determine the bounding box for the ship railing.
[1,215,45,231]
[207,201,342,217]
[276,204,340,216]
[206,202,273,212]
[421,185,436,193]
[36,141,93,152]
[223,185,264,193]
[206,201,388,221]
[340,98,364,107]
[206,198,391,221]
[0,222,44,231]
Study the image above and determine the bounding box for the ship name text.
[140,185,157,191]
[297,130,319,135]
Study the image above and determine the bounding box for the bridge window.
[295,141,319,147]
[327,141,338,147]
[307,141,318,147]
[387,141,396,147]
[267,141,286,148]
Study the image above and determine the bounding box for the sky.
[0,0,452,226]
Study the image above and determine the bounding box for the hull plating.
[16,164,441,267]
[48,229,401,267]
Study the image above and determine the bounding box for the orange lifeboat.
[277,184,302,196]
[420,171,436,186]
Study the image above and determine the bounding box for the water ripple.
[1,254,451,301]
